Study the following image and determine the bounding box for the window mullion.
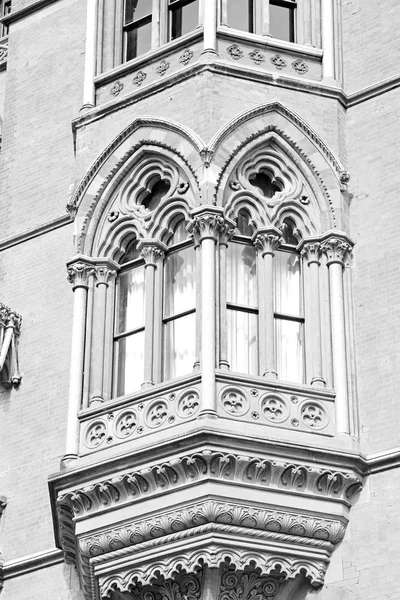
[152,0,162,48]
[103,275,117,402]
[261,0,271,36]
[253,228,282,380]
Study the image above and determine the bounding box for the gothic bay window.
[224,0,296,42]
[114,242,146,396]
[169,0,199,41]
[124,0,153,61]
[163,220,196,380]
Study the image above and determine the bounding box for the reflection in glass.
[163,245,196,380]
[117,266,146,333]
[270,2,295,42]
[169,0,199,41]
[115,331,145,396]
[164,312,195,380]
[227,0,253,32]
[126,20,152,60]
[276,319,303,383]
[275,251,301,316]
[227,243,257,307]
[125,0,152,23]
[227,310,258,375]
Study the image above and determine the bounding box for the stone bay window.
[52,111,360,600]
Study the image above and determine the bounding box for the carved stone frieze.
[227,44,244,60]
[110,81,124,96]
[249,50,266,65]
[133,71,147,86]
[179,48,194,65]
[57,449,363,521]
[270,55,287,70]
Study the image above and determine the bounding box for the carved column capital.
[188,207,231,244]
[67,258,94,290]
[93,261,119,287]
[299,239,322,265]
[137,240,166,267]
[252,227,282,256]
[320,232,353,266]
[0,304,22,333]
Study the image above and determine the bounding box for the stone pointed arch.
[208,101,349,234]
[70,117,205,256]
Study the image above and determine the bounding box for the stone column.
[138,241,166,389]
[89,261,118,406]
[252,228,282,380]
[64,259,93,463]
[261,0,271,36]
[82,0,98,111]
[304,0,313,45]
[218,219,235,370]
[202,0,218,56]
[188,207,226,417]
[321,0,336,83]
[300,240,325,387]
[321,234,353,434]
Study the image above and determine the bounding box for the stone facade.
[0,1,399,599]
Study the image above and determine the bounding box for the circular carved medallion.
[176,389,200,418]
[85,420,107,448]
[145,400,169,428]
[114,410,137,438]
[220,387,249,416]
[260,394,289,423]
[300,401,328,430]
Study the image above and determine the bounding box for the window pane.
[125,0,152,23]
[227,0,253,32]
[164,247,195,317]
[227,243,257,307]
[276,319,303,383]
[170,0,199,40]
[227,309,258,375]
[164,312,195,380]
[117,266,145,333]
[115,331,145,395]
[270,3,295,42]
[126,20,152,61]
[275,251,301,316]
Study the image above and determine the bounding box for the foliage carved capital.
[138,240,166,266]
[67,259,95,290]
[188,207,234,244]
[320,235,353,266]
[252,228,283,256]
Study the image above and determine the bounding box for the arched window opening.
[236,210,253,237]
[163,219,196,380]
[142,178,171,212]
[274,234,304,384]
[280,218,299,246]
[226,233,258,376]
[114,240,146,396]
[249,171,282,198]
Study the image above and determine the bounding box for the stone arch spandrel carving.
[71,117,205,256]
[208,101,349,234]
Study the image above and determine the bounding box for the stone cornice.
[0,214,72,254]
[0,0,60,26]
[1,549,63,580]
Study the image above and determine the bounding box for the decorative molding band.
[0,214,72,253]
[366,447,400,474]
[57,449,362,519]
[1,548,64,580]
[347,73,400,108]
[0,0,60,26]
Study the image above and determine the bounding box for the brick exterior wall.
[0,0,399,598]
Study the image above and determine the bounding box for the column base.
[80,102,95,113]
[200,49,219,59]
[263,370,278,380]
[90,396,104,407]
[311,376,326,388]
[141,381,154,390]
[60,454,78,469]
[219,360,230,370]
[198,409,219,419]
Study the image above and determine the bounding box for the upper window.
[122,0,199,62]
[0,0,11,38]
[226,0,296,42]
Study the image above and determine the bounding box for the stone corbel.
[0,303,22,388]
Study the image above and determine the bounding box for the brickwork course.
[0,0,400,598]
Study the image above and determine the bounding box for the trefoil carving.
[133,70,147,86]
[227,44,244,60]
[110,81,124,96]
[179,48,194,65]
[270,55,287,70]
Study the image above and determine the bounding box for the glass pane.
[170,0,199,40]
[164,313,195,380]
[276,319,303,383]
[227,243,257,307]
[236,211,252,237]
[115,331,145,395]
[167,219,188,246]
[164,247,195,317]
[227,0,253,32]
[270,3,295,42]
[117,266,145,333]
[227,309,258,375]
[126,20,152,60]
[125,0,152,23]
[275,251,301,316]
